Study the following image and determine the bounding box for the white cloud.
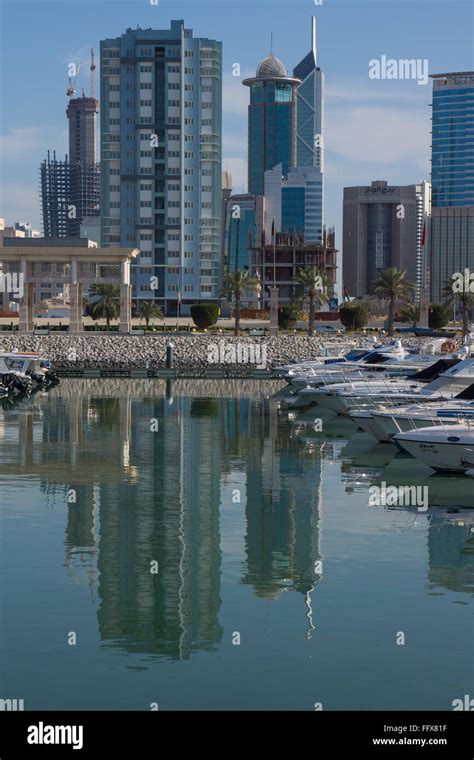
[0,126,68,163]
[326,105,430,170]
[0,183,42,230]
[326,79,428,104]
[222,71,252,116]
[223,131,247,156]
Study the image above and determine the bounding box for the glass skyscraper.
[224,194,262,272]
[264,163,324,243]
[293,16,324,239]
[243,54,300,196]
[431,72,474,208]
[429,72,474,303]
[293,17,324,174]
[100,21,222,315]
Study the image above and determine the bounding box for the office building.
[243,52,300,196]
[224,193,265,272]
[429,72,474,303]
[264,163,323,244]
[100,21,222,315]
[342,180,431,299]
[293,16,324,235]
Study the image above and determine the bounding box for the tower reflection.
[2,382,325,654]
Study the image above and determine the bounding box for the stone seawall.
[0,334,363,372]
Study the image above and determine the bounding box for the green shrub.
[190,303,219,329]
[339,303,369,330]
[429,303,451,329]
[278,303,300,329]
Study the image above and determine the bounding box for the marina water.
[0,380,472,710]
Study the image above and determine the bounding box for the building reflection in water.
[427,518,474,595]
[18,382,474,658]
[340,438,474,597]
[3,383,326,655]
[234,400,323,638]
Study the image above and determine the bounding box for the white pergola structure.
[1,247,140,333]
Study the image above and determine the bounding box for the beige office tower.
[343,180,431,300]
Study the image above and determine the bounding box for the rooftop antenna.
[312,16,317,64]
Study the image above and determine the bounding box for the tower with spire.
[243,48,301,196]
[293,16,325,172]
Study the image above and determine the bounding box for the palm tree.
[220,270,260,336]
[137,300,163,327]
[294,266,329,336]
[85,284,120,331]
[399,303,420,329]
[443,280,474,345]
[372,268,414,337]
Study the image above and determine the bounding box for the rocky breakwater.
[0,334,361,373]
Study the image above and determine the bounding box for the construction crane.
[90,49,96,99]
[66,61,82,97]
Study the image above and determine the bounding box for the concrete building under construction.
[250,226,337,307]
[40,54,100,239]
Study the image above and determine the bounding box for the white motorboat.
[273,341,416,401]
[300,357,474,414]
[0,356,33,395]
[395,423,474,475]
[0,352,60,387]
[368,395,474,442]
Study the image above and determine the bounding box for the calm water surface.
[0,379,473,710]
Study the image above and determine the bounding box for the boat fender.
[441,340,457,353]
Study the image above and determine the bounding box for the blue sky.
[1,0,473,249]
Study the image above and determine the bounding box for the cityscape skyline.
[2,0,473,269]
